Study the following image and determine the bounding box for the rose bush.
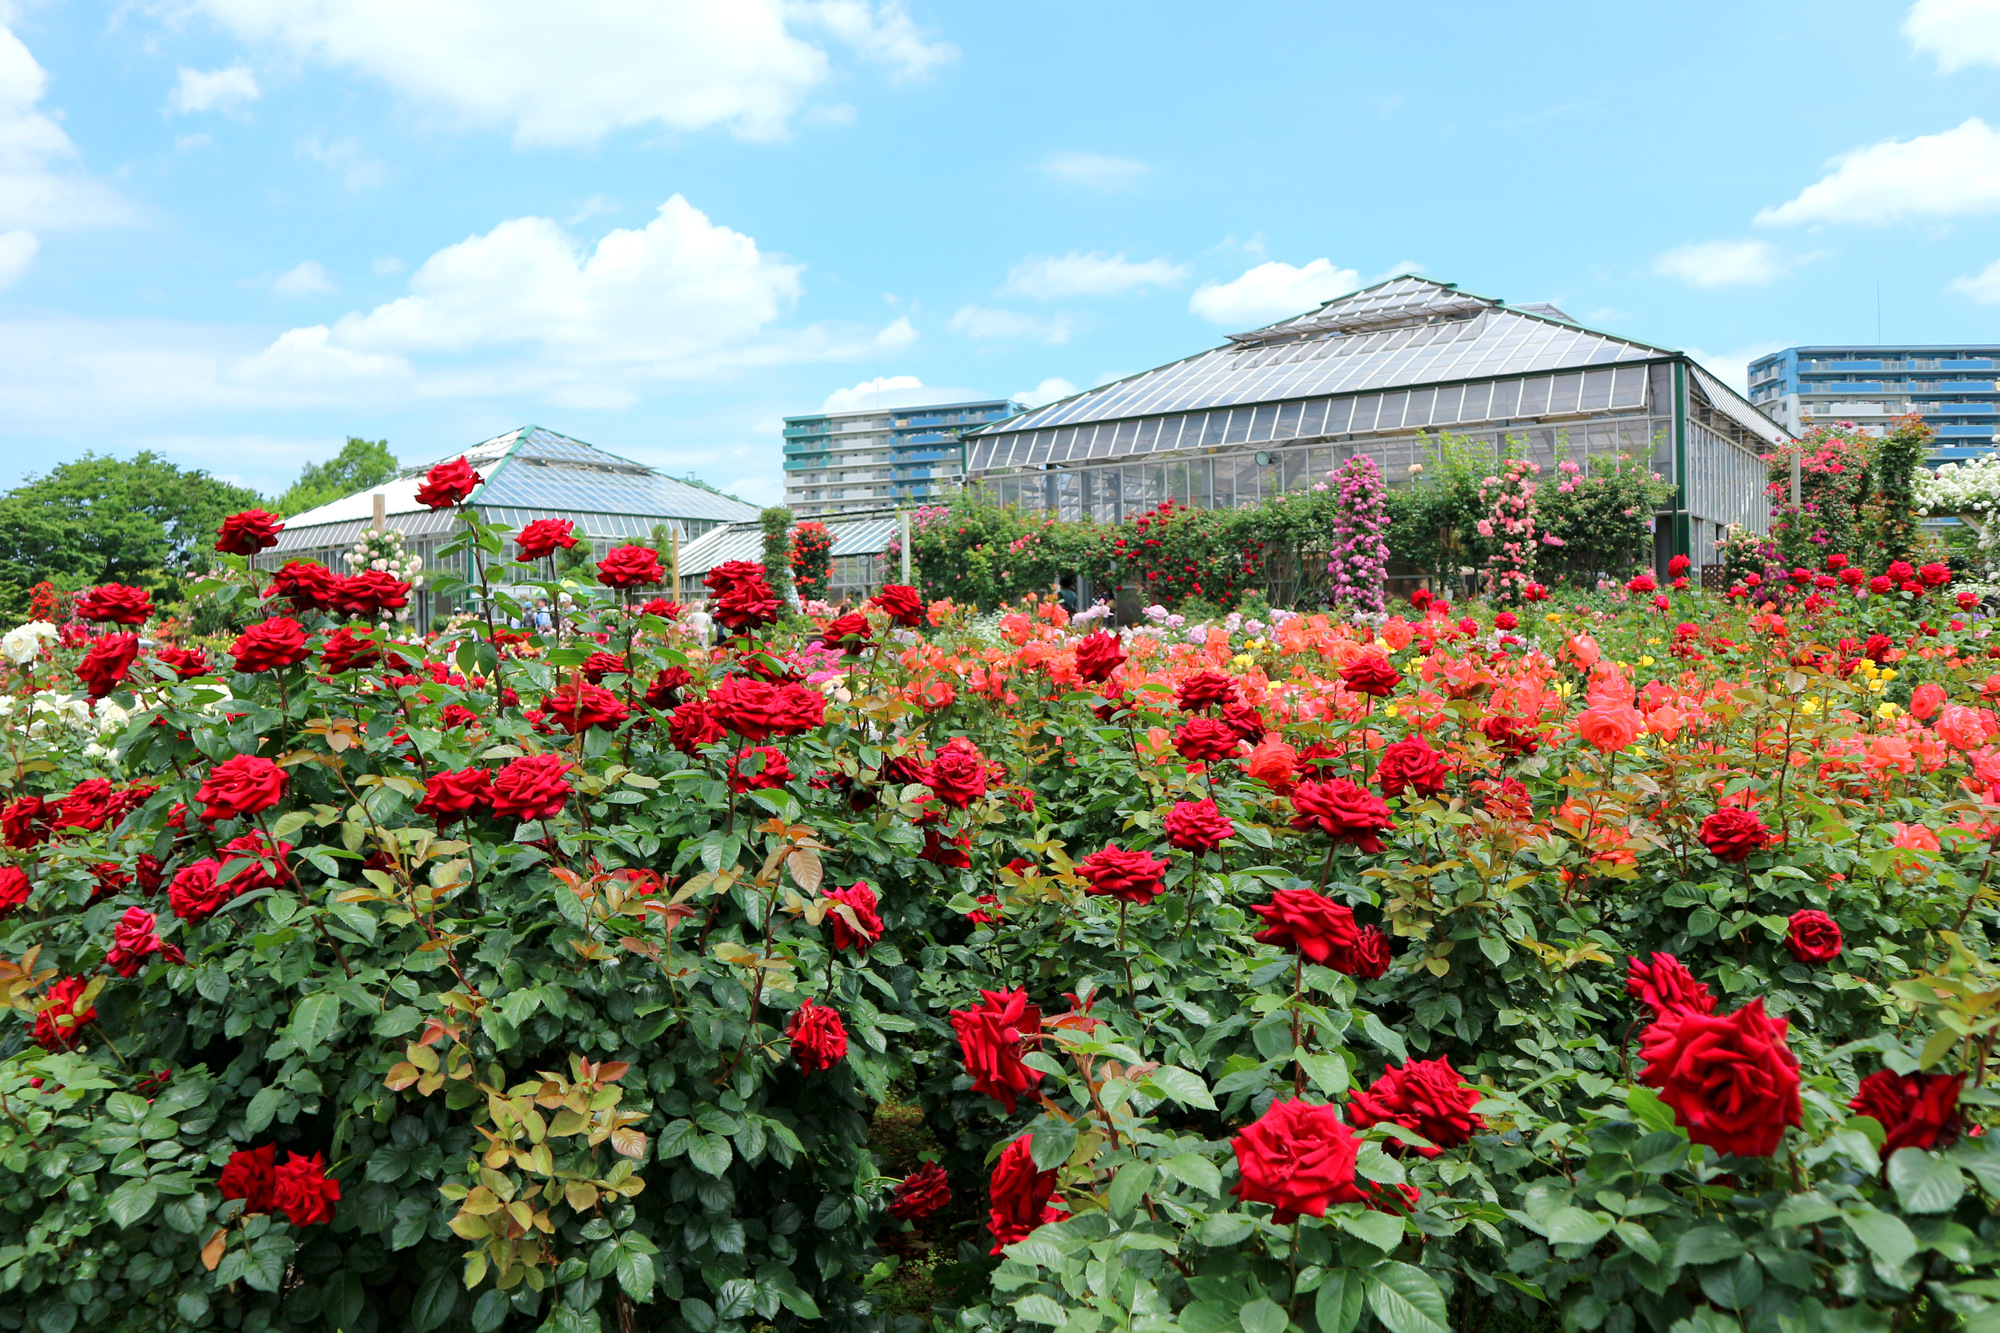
[3,504,2000,1333]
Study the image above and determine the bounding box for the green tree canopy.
[271,437,399,517]
[0,452,261,615]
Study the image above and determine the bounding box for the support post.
[670,529,681,599]
[899,509,911,584]
[372,493,385,532]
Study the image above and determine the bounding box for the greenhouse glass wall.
[964,277,1789,574]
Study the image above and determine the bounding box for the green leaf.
[390,1197,431,1250]
[1314,1271,1365,1333]
[1108,1162,1154,1220]
[1365,1261,1451,1333]
[1612,1221,1661,1263]
[1769,1191,1840,1230]
[1336,1208,1403,1252]
[1625,1085,1679,1136]
[1698,1255,1764,1311]
[412,1266,459,1331]
[1014,1296,1069,1327]
[1299,1051,1348,1095]
[1195,1213,1254,1247]
[1360,1012,1409,1063]
[288,992,341,1057]
[1673,1225,1744,1266]
[105,1180,158,1228]
[1237,1298,1287,1333]
[470,1289,509,1333]
[31,1299,76,1333]
[1145,1065,1217,1110]
[1888,1148,1966,1215]
[616,1245,656,1301]
[687,1132,732,1177]
[1158,1152,1222,1198]
[1542,1207,1611,1247]
[1843,1205,1918,1268]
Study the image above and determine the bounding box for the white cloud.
[273,259,335,296]
[1756,118,2000,226]
[1906,0,2000,71]
[1038,151,1149,190]
[1012,376,1076,409]
[947,304,1071,343]
[1000,251,1188,299]
[0,228,36,288]
[1682,340,1792,395]
[188,0,953,147]
[300,135,389,190]
[1188,258,1360,327]
[167,65,261,115]
[1652,239,1788,287]
[1949,257,2000,303]
[0,23,129,230]
[820,374,983,413]
[371,255,403,275]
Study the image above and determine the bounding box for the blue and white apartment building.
[1747,345,2000,463]
[782,399,1014,519]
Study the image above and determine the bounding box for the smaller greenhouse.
[676,510,903,605]
[271,426,759,629]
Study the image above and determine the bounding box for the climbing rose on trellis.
[1478,458,1540,604]
[1325,455,1389,615]
[791,522,834,602]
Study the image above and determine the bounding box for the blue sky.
[2,0,2000,503]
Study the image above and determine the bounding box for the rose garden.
[7,419,2000,1333]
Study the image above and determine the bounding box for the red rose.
[644,666,692,709]
[704,560,767,594]
[0,866,30,915]
[1175,671,1239,712]
[708,677,823,740]
[1174,717,1242,763]
[728,745,792,793]
[33,976,96,1051]
[921,828,972,868]
[787,998,848,1074]
[414,456,481,509]
[2,795,52,848]
[1625,953,1715,1019]
[230,617,311,673]
[416,768,493,824]
[1074,631,1127,683]
[1218,703,1266,744]
[870,584,926,627]
[1638,1000,1802,1157]
[332,570,412,618]
[669,701,725,754]
[641,597,684,619]
[541,682,630,735]
[490,755,574,822]
[134,853,164,895]
[76,633,141,698]
[1699,808,1772,862]
[1784,909,1842,963]
[169,860,237,923]
[1345,1057,1485,1157]
[106,905,182,978]
[515,518,578,560]
[1850,1070,1965,1155]
[1163,799,1234,853]
[87,861,131,902]
[952,988,1042,1113]
[925,737,989,808]
[714,578,780,634]
[823,613,872,653]
[75,583,154,625]
[1345,924,1393,979]
[264,560,340,611]
[218,1144,277,1214]
[1289,778,1395,853]
[1888,560,1916,582]
[580,651,627,683]
[888,1162,951,1220]
[1230,1098,1365,1223]
[197,755,288,822]
[215,509,283,556]
[1919,562,1951,588]
[56,779,119,833]
[597,544,664,589]
[155,645,210,679]
[1251,888,1361,966]
[987,1133,1068,1253]
[1078,845,1169,904]
[1375,736,1446,799]
[824,882,882,951]
[440,704,477,730]
[271,1152,340,1226]
[1340,655,1401,698]
[1478,714,1542,757]
[220,833,293,891]
[318,627,380,673]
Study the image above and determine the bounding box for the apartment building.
[783,399,1013,518]
[1747,346,2000,462]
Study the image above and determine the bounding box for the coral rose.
[1850,1070,1965,1155]
[196,755,288,822]
[1245,738,1298,792]
[414,456,481,509]
[1638,1000,1801,1157]
[1783,909,1842,963]
[987,1134,1067,1253]
[787,999,848,1074]
[1576,703,1643,753]
[870,584,925,627]
[215,509,283,555]
[1230,1098,1365,1222]
[824,882,883,952]
[1163,799,1234,853]
[489,755,574,822]
[1375,736,1445,799]
[1910,683,1948,721]
[1699,808,1772,862]
[1289,778,1394,853]
[1074,630,1127,683]
[951,988,1042,1113]
[1346,1057,1485,1157]
[1078,845,1169,904]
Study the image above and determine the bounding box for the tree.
[271,438,399,517]
[0,452,261,617]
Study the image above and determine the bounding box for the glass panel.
[1460,381,1492,421]
[1377,393,1408,430]
[1299,399,1329,436]
[1275,401,1303,439]
[1580,369,1614,411]
[1490,378,1521,418]
[1403,388,1434,425]
[1132,418,1159,452]
[1282,448,1310,492]
[1222,410,1251,446]
[1517,377,1550,415]
[1429,384,1463,424]
[1548,374,1581,414]
[1210,457,1235,509]
[1249,405,1279,441]
[1348,396,1378,432]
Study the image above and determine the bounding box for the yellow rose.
[1639,655,1655,667]
[1876,701,1902,720]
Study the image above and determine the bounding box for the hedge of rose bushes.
[5,459,2000,1332]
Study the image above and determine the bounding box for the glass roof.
[981,277,1670,437]
[678,511,901,580]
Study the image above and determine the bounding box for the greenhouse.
[676,509,903,605]
[964,276,1789,572]
[271,425,759,627]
